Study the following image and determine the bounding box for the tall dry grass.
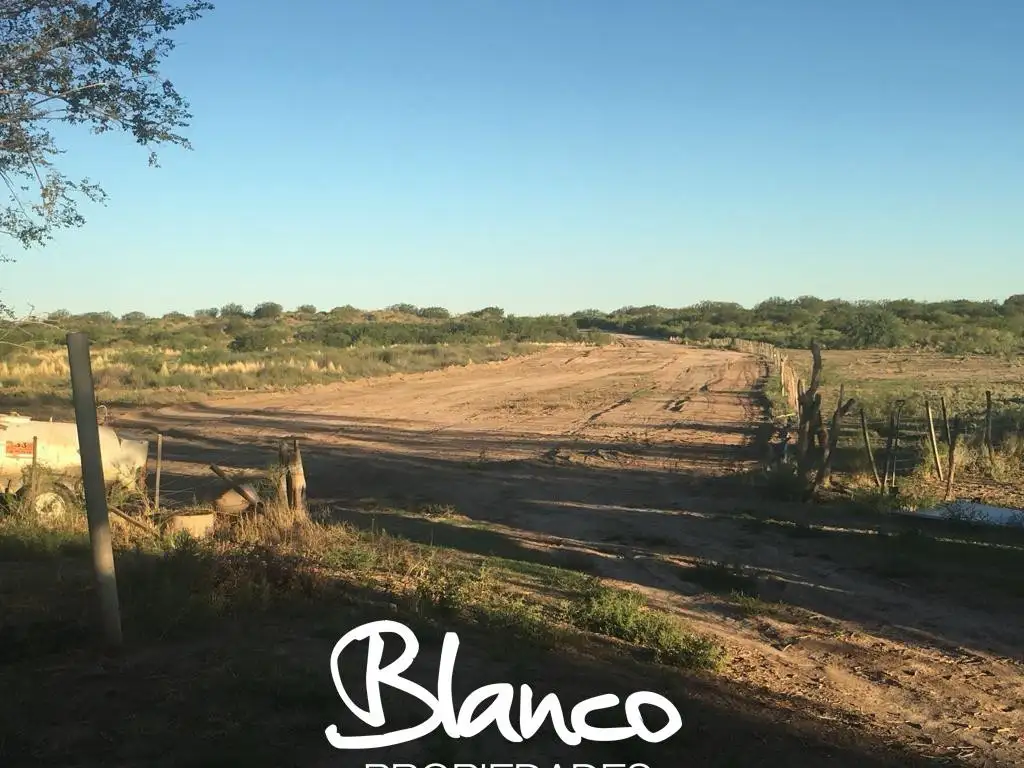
[0,340,547,404]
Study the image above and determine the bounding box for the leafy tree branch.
[0,0,213,268]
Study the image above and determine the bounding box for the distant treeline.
[573,296,1024,354]
[3,296,1024,355]
[0,303,587,355]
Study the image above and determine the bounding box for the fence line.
[707,338,799,414]
[708,338,1024,507]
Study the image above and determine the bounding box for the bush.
[229,327,288,352]
[253,302,283,320]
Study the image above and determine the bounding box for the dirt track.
[117,338,1024,767]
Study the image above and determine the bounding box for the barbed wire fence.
[704,337,1024,507]
[828,398,1024,507]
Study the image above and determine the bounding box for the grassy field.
[0,304,613,410]
[0,339,549,408]
[784,347,1024,417]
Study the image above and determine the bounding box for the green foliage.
[576,295,1024,353]
[566,579,725,670]
[387,303,418,315]
[469,306,506,320]
[836,307,907,347]
[229,327,288,352]
[222,316,248,335]
[220,303,248,318]
[416,306,450,319]
[252,302,283,320]
[8,297,1024,365]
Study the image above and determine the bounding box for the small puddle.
[901,500,1024,528]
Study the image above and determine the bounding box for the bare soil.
[9,337,1022,767]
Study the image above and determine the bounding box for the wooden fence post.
[944,416,962,501]
[984,390,995,465]
[66,332,123,649]
[287,438,308,519]
[889,400,906,491]
[860,409,882,488]
[925,401,944,483]
[153,433,163,517]
[811,388,856,494]
[882,409,896,491]
[25,435,39,511]
[276,440,290,508]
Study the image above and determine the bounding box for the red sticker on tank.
[5,441,34,457]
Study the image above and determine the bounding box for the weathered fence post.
[984,390,995,466]
[66,332,123,649]
[944,416,962,501]
[860,409,882,488]
[25,435,40,511]
[153,433,163,517]
[795,343,824,474]
[287,438,308,519]
[925,401,944,483]
[939,396,951,446]
[276,440,290,508]
[889,400,906,491]
[810,386,856,494]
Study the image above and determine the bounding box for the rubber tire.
[17,484,76,523]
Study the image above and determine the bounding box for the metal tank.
[0,413,149,519]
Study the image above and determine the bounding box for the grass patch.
[1,496,722,672]
[566,578,725,671]
[730,591,811,623]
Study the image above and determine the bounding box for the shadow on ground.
[115,406,1024,665]
[0,535,962,768]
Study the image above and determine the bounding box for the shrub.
[253,302,283,320]
[221,303,248,317]
[229,327,288,352]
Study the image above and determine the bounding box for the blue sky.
[3,0,1023,317]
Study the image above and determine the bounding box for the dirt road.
[116,338,1024,767]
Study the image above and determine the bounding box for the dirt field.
[58,339,1024,765]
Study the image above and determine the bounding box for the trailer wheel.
[17,484,76,523]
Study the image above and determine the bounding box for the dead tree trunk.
[811,387,856,496]
[796,342,824,476]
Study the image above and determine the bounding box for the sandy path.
[114,338,1023,766]
[123,337,762,475]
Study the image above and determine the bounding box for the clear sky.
[3,0,1022,317]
